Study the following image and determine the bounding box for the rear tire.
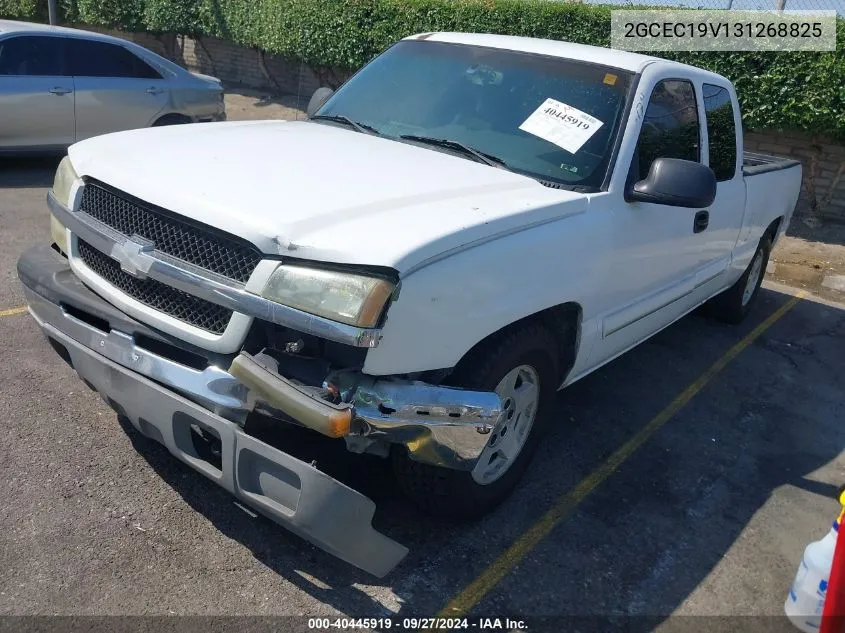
[153,114,191,127]
[706,236,771,324]
[391,323,559,521]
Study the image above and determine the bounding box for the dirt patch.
[224,86,307,122]
[769,217,845,301]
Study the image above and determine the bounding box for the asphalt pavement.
[1,155,844,631]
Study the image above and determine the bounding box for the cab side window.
[702,83,737,181]
[634,79,700,181]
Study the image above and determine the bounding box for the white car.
[20,32,801,576]
[0,20,225,154]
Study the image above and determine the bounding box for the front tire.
[392,323,559,521]
[707,235,771,324]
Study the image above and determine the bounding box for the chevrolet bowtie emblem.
[110,235,155,279]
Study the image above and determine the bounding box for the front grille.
[80,182,262,283]
[78,240,233,334]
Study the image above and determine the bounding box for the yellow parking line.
[438,290,807,618]
[0,306,27,318]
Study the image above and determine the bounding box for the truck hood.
[68,120,587,275]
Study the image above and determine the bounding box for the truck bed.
[742,151,802,242]
[743,151,801,177]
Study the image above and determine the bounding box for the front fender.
[363,203,607,376]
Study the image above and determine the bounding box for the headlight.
[261,265,395,328]
[52,156,79,208]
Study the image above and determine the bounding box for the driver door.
[587,78,706,368]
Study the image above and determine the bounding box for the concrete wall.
[180,34,331,97]
[94,29,330,98]
[94,27,845,223]
[745,131,845,222]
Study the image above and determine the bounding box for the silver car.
[0,20,226,154]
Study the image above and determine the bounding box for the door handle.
[49,87,72,95]
[694,210,710,234]
[146,87,164,95]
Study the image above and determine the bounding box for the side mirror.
[307,87,334,118]
[626,157,716,208]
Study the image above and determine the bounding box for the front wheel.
[706,235,771,324]
[391,323,559,521]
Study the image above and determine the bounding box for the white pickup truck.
[19,32,802,576]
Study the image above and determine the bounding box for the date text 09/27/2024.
[307,618,528,630]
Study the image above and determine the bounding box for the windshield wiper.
[310,114,380,135]
[399,135,510,170]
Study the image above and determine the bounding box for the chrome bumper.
[26,288,249,420]
[355,379,500,468]
[19,245,501,471]
[230,352,501,470]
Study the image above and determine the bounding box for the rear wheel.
[391,323,559,520]
[153,113,191,127]
[706,236,771,324]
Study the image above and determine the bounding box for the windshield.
[316,40,634,189]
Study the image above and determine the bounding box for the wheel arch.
[152,112,192,127]
[764,216,784,244]
[450,301,583,388]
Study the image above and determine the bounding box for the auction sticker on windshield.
[519,98,603,154]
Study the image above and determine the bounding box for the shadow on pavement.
[114,413,449,618]
[786,211,845,248]
[0,156,61,189]
[113,286,845,626]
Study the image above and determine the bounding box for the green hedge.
[2,0,843,138]
[0,0,44,20]
[0,0,76,23]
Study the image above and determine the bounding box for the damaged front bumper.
[18,245,502,576]
[230,352,502,471]
[35,315,408,576]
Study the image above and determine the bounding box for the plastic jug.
[786,516,840,632]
